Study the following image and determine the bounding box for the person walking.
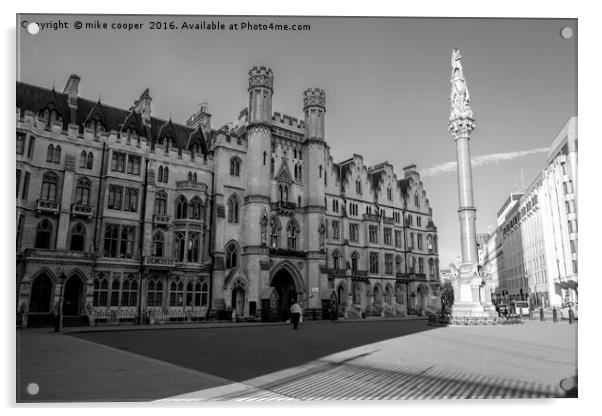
[290,300,302,329]
[539,305,545,322]
[330,300,337,322]
[552,306,558,323]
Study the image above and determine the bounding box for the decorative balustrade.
[363,213,380,222]
[383,216,396,225]
[36,199,60,214]
[326,268,347,276]
[143,256,175,267]
[153,214,171,226]
[271,201,297,215]
[175,180,208,192]
[71,203,94,218]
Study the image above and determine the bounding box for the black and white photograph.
[10,4,589,408]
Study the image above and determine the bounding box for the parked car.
[511,301,530,316]
[559,302,578,320]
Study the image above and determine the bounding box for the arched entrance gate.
[269,262,304,322]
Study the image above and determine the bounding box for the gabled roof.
[16,81,210,157]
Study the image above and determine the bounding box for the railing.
[383,216,395,225]
[363,214,380,222]
[326,268,347,276]
[36,199,60,214]
[175,180,208,192]
[143,256,175,267]
[71,203,94,217]
[271,201,297,215]
[153,214,171,226]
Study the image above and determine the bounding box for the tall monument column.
[447,48,495,319]
[449,48,478,265]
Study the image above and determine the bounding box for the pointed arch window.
[30,273,53,312]
[110,277,121,307]
[190,197,202,220]
[158,166,163,183]
[230,157,240,176]
[121,275,138,307]
[188,171,193,182]
[332,250,342,270]
[40,172,58,201]
[152,231,165,257]
[35,219,53,249]
[225,241,238,269]
[75,177,91,205]
[319,165,323,178]
[163,167,169,183]
[176,196,188,219]
[351,251,359,272]
[287,219,299,250]
[120,226,135,259]
[154,191,167,216]
[227,194,239,223]
[187,279,208,307]
[169,279,185,306]
[270,158,275,174]
[352,282,361,305]
[53,146,61,163]
[80,151,87,169]
[103,224,119,257]
[175,232,186,262]
[263,151,267,165]
[46,144,54,162]
[147,279,163,307]
[93,274,109,307]
[270,217,281,249]
[298,165,303,181]
[387,187,392,201]
[87,152,93,169]
[187,232,200,263]
[69,222,86,251]
[356,179,362,195]
[414,193,420,207]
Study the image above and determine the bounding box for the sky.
[17,15,577,268]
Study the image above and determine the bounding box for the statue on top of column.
[449,48,473,121]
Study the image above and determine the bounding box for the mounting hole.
[560,26,573,39]
[27,22,40,35]
[26,382,39,395]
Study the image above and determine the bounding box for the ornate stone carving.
[303,88,326,110]
[449,48,473,121]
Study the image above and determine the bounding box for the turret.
[63,74,80,122]
[303,88,326,141]
[248,66,273,126]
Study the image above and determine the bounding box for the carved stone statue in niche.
[260,215,268,247]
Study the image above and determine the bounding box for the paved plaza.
[16,318,577,402]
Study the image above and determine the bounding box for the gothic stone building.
[16,67,440,327]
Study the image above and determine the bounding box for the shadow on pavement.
[70,319,434,384]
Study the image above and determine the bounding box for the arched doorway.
[30,273,53,313]
[271,268,297,321]
[337,284,346,307]
[63,275,84,316]
[231,282,245,317]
